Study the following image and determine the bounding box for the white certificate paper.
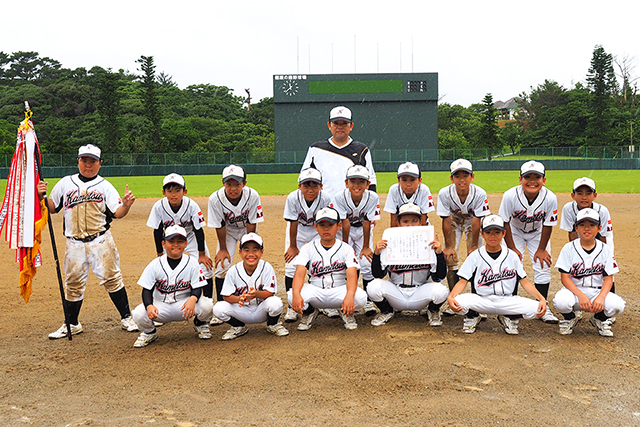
[380,226,434,265]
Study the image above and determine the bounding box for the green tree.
[477,94,501,159]
[586,45,618,145]
[136,55,162,151]
[92,67,124,152]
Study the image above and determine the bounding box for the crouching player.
[289,207,367,330]
[447,214,546,335]
[132,225,214,347]
[367,203,448,327]
[213,233,289,340]
[553,209,625,336]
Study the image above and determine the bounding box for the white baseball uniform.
[454,247,541,319]
[212,259,283,324]
[132,254,213,333]
[332,188,381,281]
[287,239,367,310]
[207,186,264,276]
[498,185,558,284]
[49,174,125,300]
[437,183,490,268]
[283,189,333,278]
[147,196,213,278]
[384,183,435,223]
[560,201,614,251]
[552,240,625,317]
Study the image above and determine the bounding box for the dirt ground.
[1,192,639,427]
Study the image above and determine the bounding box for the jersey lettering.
[309,260,347,277]
[512,209,546,224]
[225,209,250,225]
[569,261,605,279]
[388,264,431,274]
[477,267,517,287]
[64,189,105,209]
[154,278,191,294]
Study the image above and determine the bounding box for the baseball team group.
[36,106,625,347]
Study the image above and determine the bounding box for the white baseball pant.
[132,297,214,334]
[510,227,551,284]
[213,296,283,324]
[284,223,317,278]
[184,239,214,279]
[453,294,541,319]
[214,229,243,278]
[367,279,449,311]
[346,227,374,281]
[287,286,367,311]
[446,214,483,270]
[553,287,625,318]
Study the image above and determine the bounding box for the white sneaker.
[419,307,429,316]
[321,308,340,318]
[266,323,289,337]
[558,317,580,335]
[575,310,583,321]
[49,323,83,339]
[462,316,481,334]
[133,331,158,348]
[363,301,378,316]
[497,315,519,335]
[541,304,559,324]
[339,312,358,330]
[298,309,319,331]
[121,316,139,332]
[209,315,224,326]
[371,311,394,327]
[284,307,298,323]
[427,310,443,327]
[193,323,212,340]
[222,326,248,340]
[590,316,614,337]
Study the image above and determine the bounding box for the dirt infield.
[1,193,639,427]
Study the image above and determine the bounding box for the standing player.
[498,161,559,323]
[37,144,138,339]
[437,159,490,290]
[553,209,625,336]
[131,225,214,347]
[333,165,381,315]
[384,162,435,227]
[301,106,377,198]
[282,168,332,322]
[208,164,264,323]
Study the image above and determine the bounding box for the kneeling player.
[289,207,367,330]
[367,203,448,327]
[132,225,214,347]
[447,215,546,335]
[213,233,289,340]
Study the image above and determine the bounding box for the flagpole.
[27,102,72,341]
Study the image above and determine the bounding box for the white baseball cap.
[222,165,246,183]
[163,173,185,188]
[397,162,421,178]
[481,214,505,232]
[576,208,600,225]
[164,225,187,240]
[397,202,421,218]
[298,168,323,184]
[315,207,340,224]
[450,159,473,175]
[78,144,101,160]
[240,232,264,249]
[329,106,352,123]
[346,165,370,180]
[520,161,545,177]
[573,177,596,192]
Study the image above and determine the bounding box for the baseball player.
[447,214,547,335]
[37,144,138,339]
[208,164,264,323]
[553,208,625,336]
[384,162,435,227]
[289,207,367,331]
[437,159,490,290]
[147,173,216,323]
[301,106,377,198]
[367,203,449,327]
[282,167,332,322]
[498,161,559,324]
[131,225,214,347]
[213,233,289,340]
[333,165,381,315]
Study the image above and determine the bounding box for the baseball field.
[0,178,639,426]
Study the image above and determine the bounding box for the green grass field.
[1,170,639,198]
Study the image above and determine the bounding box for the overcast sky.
[3,0,638,107]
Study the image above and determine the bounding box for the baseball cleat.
[283,307,298,322]
[209,315,224,326]
[321,308,340,318]
[121,316,139,332]
[363,301,378,316]
[153,321,164,327]
[418,307,429,316]
[266,323,289,337]
[427,310,443,327]
[193,323,212,340]
[222,326,249,340]
[462,316,481,334]
[371,311,394,327]
[497,315,519,335]
[134,331,158,348]
[558,317,580,335]
[49,323,83,339]
[339,312,358,330]
[297,308,319,331]
[574,310,583,321]
[590,316,614,337]
[540,304,559,324]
